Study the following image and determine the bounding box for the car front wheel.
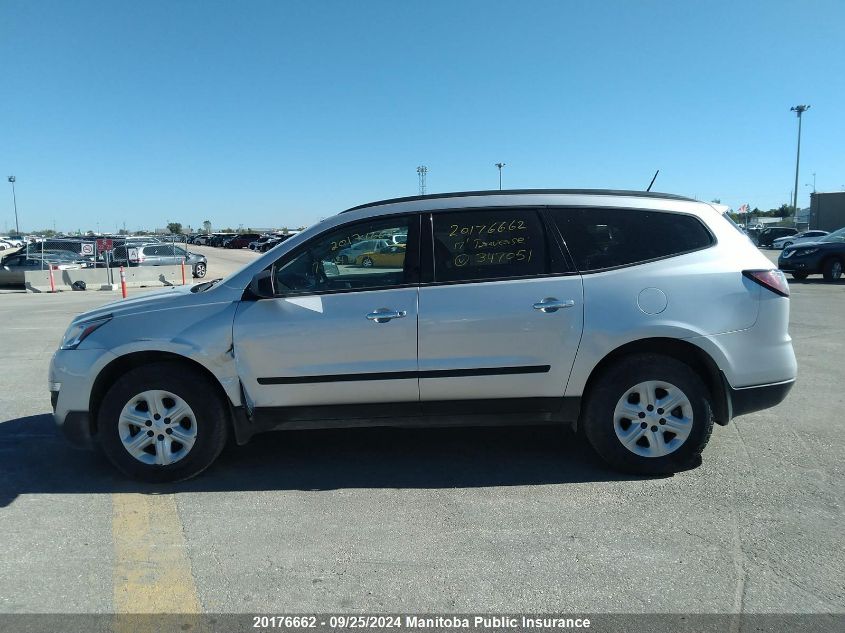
[361,257,374,267]
[822,258,843,282]
[583,354,714,475]
[97,363,229,482]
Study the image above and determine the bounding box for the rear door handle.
[366,309,407,323]
[533,298,575,313]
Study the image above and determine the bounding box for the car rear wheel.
[822,258,843,282]
[582,354,714,475]
[97,362,229,482]
[193,262,206,278]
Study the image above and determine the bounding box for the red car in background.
[224,233,261,249]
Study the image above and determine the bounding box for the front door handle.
[533,298,575,313]
[366,308,407,323]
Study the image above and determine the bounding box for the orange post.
[181,258,186,285]
[119,266,127,298]
[48,265,56,293]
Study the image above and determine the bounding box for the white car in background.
[772,230,828,250]
[1,236,24,248]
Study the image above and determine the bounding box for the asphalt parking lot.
[0,247,842,616]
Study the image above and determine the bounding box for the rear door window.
[549,208,714,272]
[430,208,552,283]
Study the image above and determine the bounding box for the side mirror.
[249,270,276,299]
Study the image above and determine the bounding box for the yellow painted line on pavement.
[112,493,201,616]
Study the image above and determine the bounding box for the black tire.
[361,256,374,267]
[193,262,207,278]
[97,362,229,483]
[582,354,714,475]
[791,271,808,281]
[822,258,843,282]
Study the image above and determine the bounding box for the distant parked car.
[248,235,275,251]
[209,234,236,247]
[778,227,845,281]
[0,252,82,285]
[355,244,406,268]
[258,235,295,252]
[772,230,828,250]
[334,239,389,264]
[1,236,25,248]
[111,243,207,278]
[225,233,261,249]
[756,227,798,248]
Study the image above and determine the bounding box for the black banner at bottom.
[0,613,840,633]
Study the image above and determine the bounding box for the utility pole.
[7,176,19,234]
[416,165,428,195]
[790,105,810,226]
[495,162,506,190]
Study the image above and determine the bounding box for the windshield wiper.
[191,278,223,293]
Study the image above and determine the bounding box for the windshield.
[820,228,845,243]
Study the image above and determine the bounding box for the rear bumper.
[727,379,795,418]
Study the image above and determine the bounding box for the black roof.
[341,189,696,214]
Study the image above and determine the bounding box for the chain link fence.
[17,235,190,284]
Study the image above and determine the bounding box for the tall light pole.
[495,162,506,190]
[416,165,428,195]
[7,176,19,235]
[790,105,810,225]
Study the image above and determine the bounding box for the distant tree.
[167,222,183,234]
[202,220,212,234]
[711,198,721,204]
[118,229,128,235]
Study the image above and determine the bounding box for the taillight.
[743,269,790,297]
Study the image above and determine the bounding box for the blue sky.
[1,0,844,233]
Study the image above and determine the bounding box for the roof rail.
[341,188,697,213]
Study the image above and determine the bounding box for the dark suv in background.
[756,227,797,247]
[778,227,845,281]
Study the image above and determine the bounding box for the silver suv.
[49,190,797,482]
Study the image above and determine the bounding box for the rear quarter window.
[550,208,714,272]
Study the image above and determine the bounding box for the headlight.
[796,248,820,256]
[60,316,111,350]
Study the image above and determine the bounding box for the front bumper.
[778,253,822,274]
[50,347,115,450]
